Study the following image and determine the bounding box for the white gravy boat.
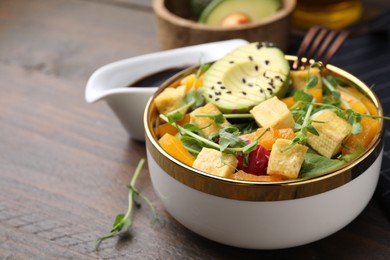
[85,39,248,141]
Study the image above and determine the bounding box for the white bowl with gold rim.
[144,57,384,249]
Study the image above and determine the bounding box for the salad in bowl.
[144,42,384,249]
[151,42,382,183]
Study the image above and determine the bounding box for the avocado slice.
[199,0,281,25]
[202,42,290,113]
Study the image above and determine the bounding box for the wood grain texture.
[0,0,389,259]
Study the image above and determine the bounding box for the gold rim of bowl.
[144,55,384,201]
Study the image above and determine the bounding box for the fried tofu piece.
[267,139,308,179]
[190,102,231,139]
[307,110,352,158]
[192,147,237,178]
[250,96,295,129]
[154,85,187,115]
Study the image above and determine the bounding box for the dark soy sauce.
[129,67,189,88]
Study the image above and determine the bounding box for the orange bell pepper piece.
[158,133,195,166]
[180,73,203,92]
[281,88,323,108]
[241,128,295,151]
[341,117,380,154]
[339,87,378,116]
[156,114,190,138]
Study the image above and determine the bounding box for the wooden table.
[1,0,389,259]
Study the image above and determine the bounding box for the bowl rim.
[153,0,297,32]
[144,55,384,201]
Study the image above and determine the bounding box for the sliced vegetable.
[341,117,380,154]
[158,133,196,166]
[236,144,270,175]
[339,89,369,114]
[339,87,378,116]
[156,114,190,138]
[180,73,204,93]
[281,88,323,108]
[241,127,294,150]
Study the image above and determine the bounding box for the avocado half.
[199,0,281,25]
[202,42,290,113]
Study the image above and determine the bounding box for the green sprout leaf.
[167,110,184,123]
[181,135,204,154]
[95,159,158,250]
[183,123,200,132]
[306,75,318,89]
[294,90,313,103]
[219,126,246,152]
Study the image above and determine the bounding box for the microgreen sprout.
[95,159,158,250]
[159,114,267,157]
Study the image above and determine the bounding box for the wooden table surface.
[1,0,389,259]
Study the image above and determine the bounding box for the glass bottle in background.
[293,0,363,30]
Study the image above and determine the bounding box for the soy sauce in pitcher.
[129,67,188,88]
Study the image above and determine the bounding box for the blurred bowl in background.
[153,0,296,51]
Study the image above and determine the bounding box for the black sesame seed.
[260,89,264,93]
[215,91,222,96]
[217,81,222,84]
[242,78,246,84]
[256,43,262,49]
[265,60,270,65]
[211,86,215,90]
[267,88,273,94]
[209,94,213,98]
[226,91,232,94]
[229,61,234,64]
[248,56,253,61]
[254,65,258,71]
[248,83,253,87]
[242,91,247,95]
[220,86,226,89]
[215,98,220,101]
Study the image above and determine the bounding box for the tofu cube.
[154,85,187,115]
[290,67,322,90]
[192,147,237,178]
[190,102,230,139]
[250,96,295,129]
[267,139,308,179]
[307,110,352,158]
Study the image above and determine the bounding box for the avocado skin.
[199,0,281,25]
[202,42,290,113]
[191,0,213,18]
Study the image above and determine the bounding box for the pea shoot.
[95,159,158,250]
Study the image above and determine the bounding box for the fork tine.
[294,26,321,69]
[306,27,328,59]
[314,29,338,61]
[294,26,350,70]
[321,29,350,65]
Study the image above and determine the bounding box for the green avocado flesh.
[202,42,290,113]
[199,0,281,25]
